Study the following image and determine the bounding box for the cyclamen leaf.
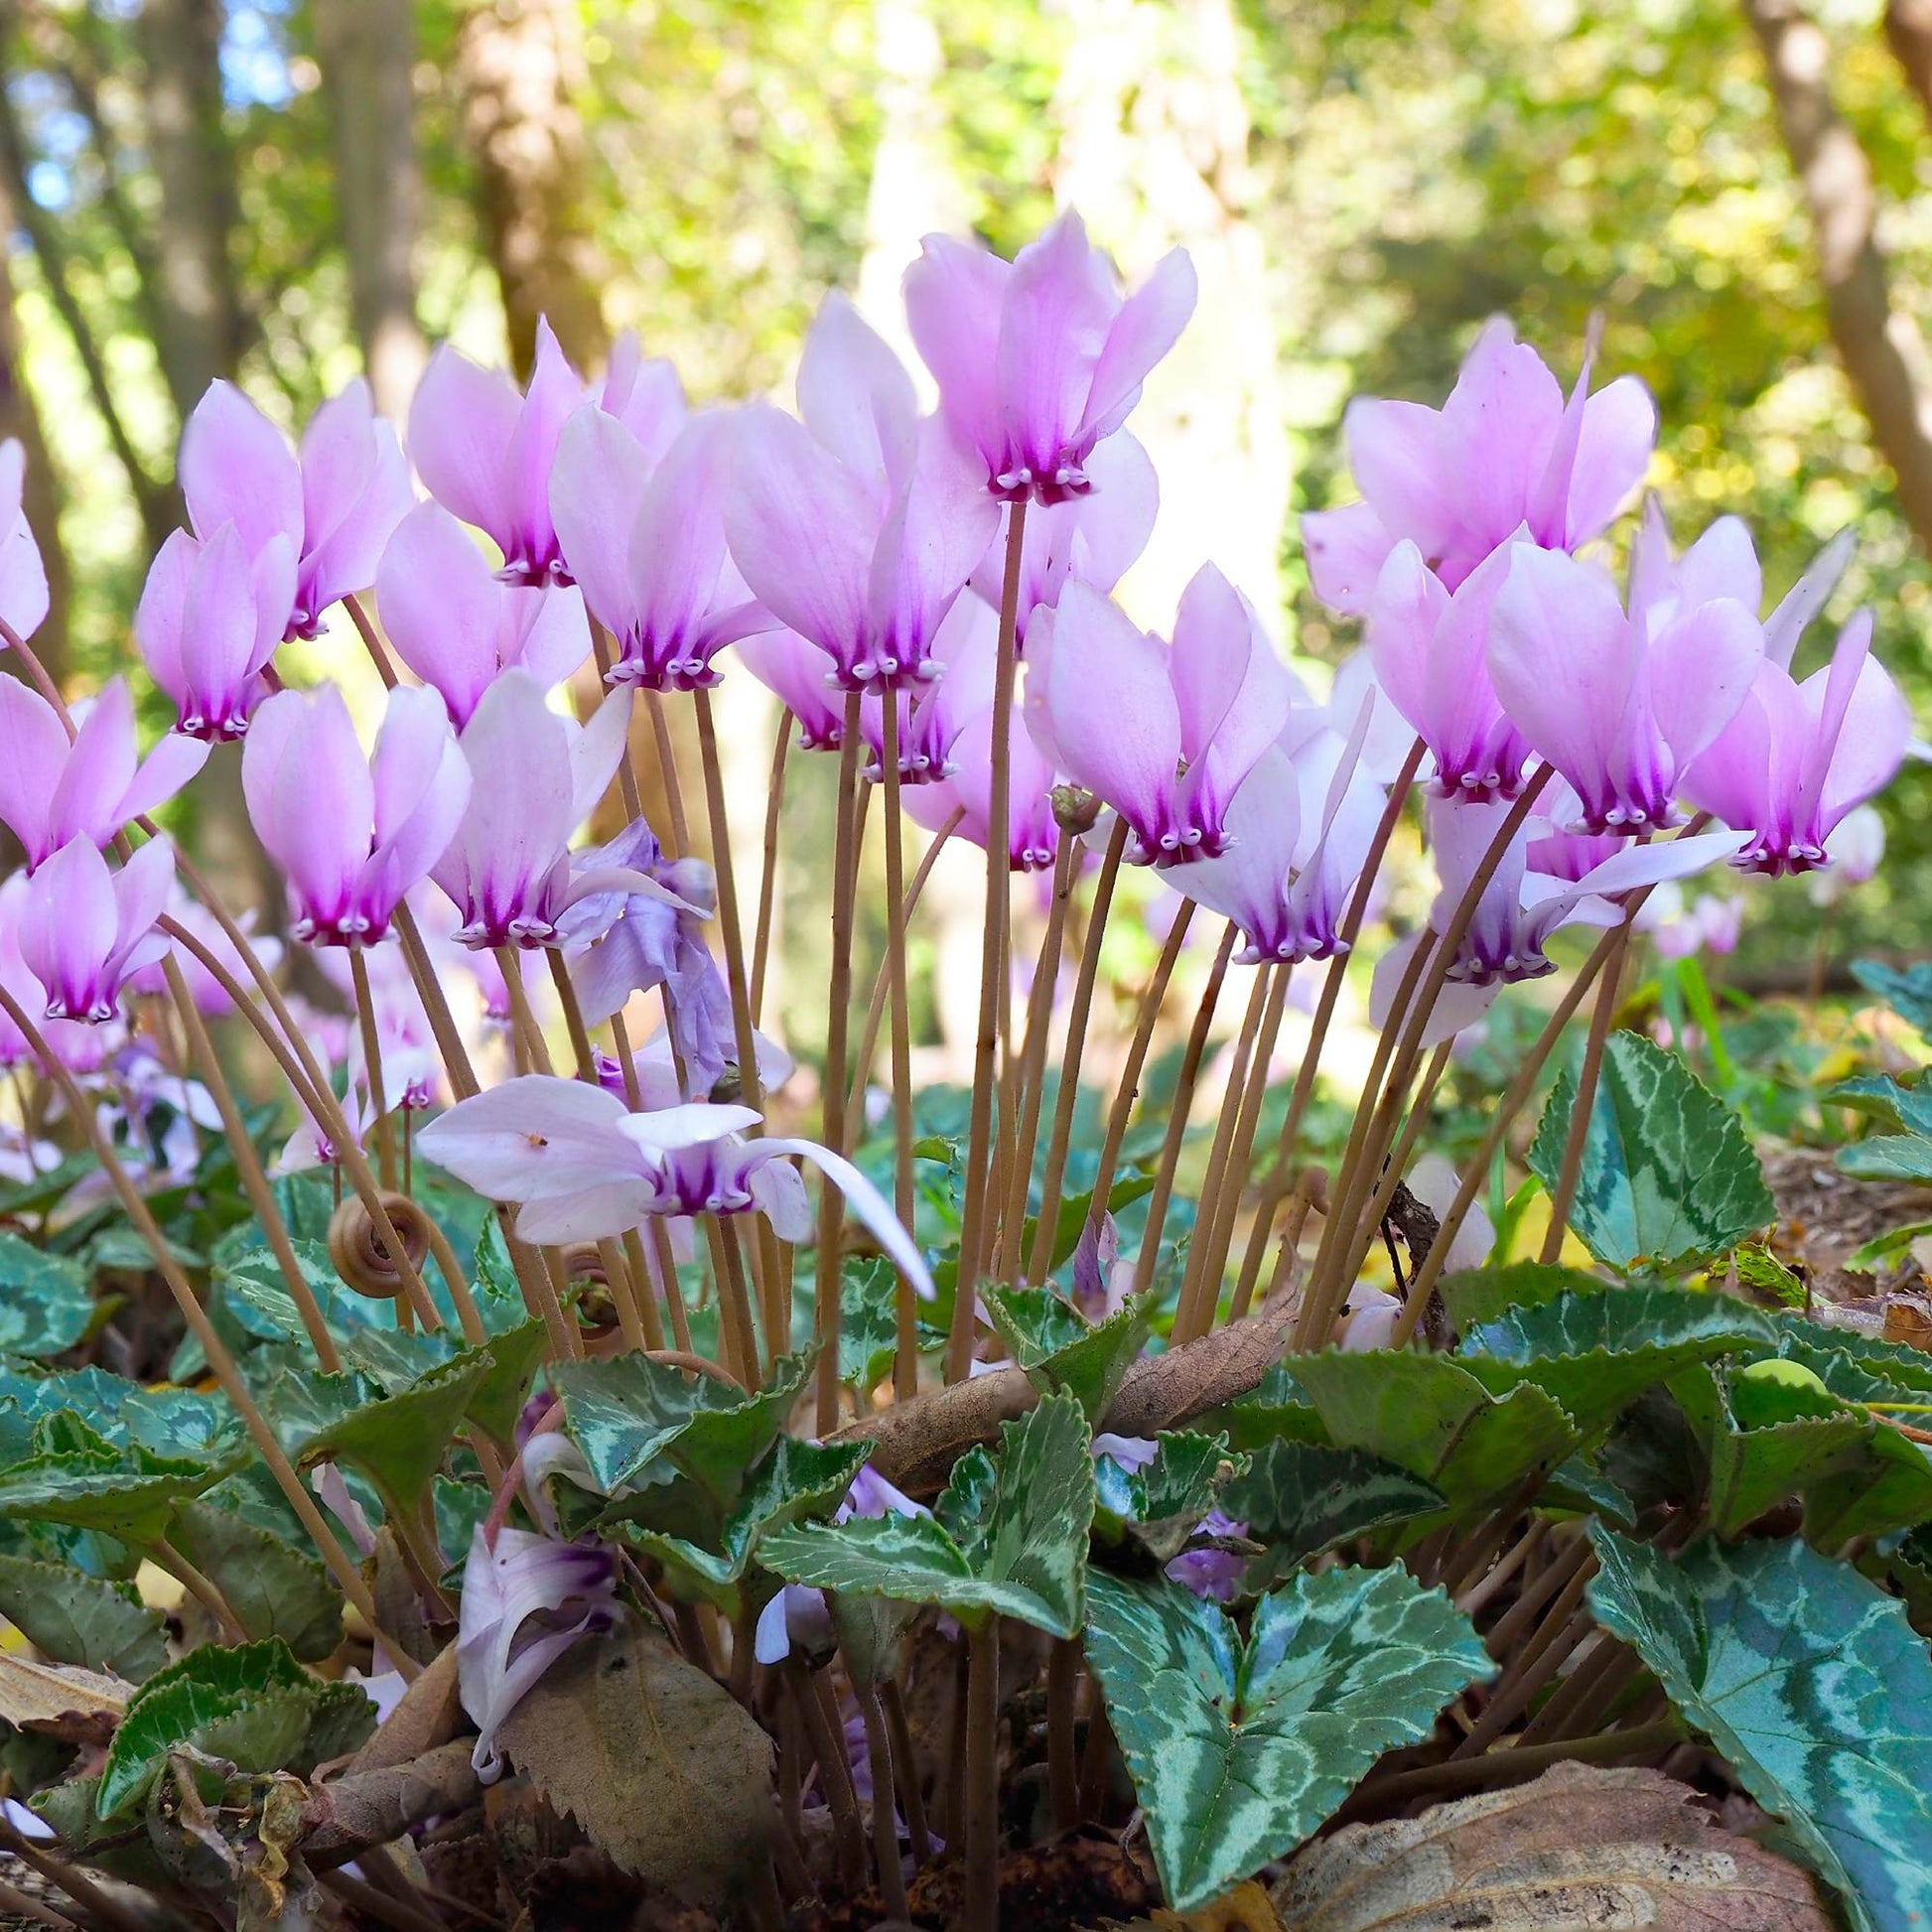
[289,1353,488,1505]
[1093,1432,1240,1565]
[762,1393,1093,1634]
[0,1420,228,1545]
[0,1552,169,1681]
[1084,1566,1489,1911]
[167,1500,342,1661]
[1851,958,1932,1035]
[1438,1262,1609,1332]
[1587,1529,1932,1932]
[96,1638,374,1819]
[1528,1034,1774,1270]
[1835,1137,1932,1184]
[983,1284,1152,1422]
[0,1235,93,1359]
[1221,1444,1445,1588]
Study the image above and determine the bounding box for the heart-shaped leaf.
[0,1553,168,1681]
[1220,1444,1445,1588]
[984,1284,1152,1422]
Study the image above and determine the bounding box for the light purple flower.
[1682,608,1911,877]
[242,682,469,947]
[456,1521,619,1781]
[1640,884,1743,962]
[727,294,1001,691]
[903,210,1196,503]
[902,699,1059,873]
[550,406,775,689]
[416,1073,932,1295]
[0,440,49,644]
[857,592,998,783]
[1367,539,1532,801]
[135,524,296,741]
[429,668,648,949]
[733,629,848,751]
[375,501,591,727]
[1023,568,1295,866]
[1489,544,1762,835]
[1813,803,1886,904]
[1303,319,1655,612]
[408,321,583,585]
[0,676,207,871]
[0,874,114,1072]
[178,378,414,638]
[18,836,175,1024]
[127,888,282,1017]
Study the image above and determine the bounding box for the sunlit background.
[5,0,1932,1074]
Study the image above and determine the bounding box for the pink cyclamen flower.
[18,836,175,1024]
[1640,885,1744,963]
[128,889,281,1017]
[416,1074,932,1295]
[375,501,591,727]
[457,1521,619,1781]
[903,209,1196,503]
[0,676,207,871]
[408,320,583,585]
[550,406,775,690]
[1024,568,1296,865]
[1488,544,1762,835]
[0,873,107,1070]
[727,295,1001,690]
[1682,607,1911,877]
[967,431,1159,645]
[135,524,296,741]
[430,668,648,950]
[242,682,470,946]
[1367,539,1533,801]
[858,592,998,784]
[1303,318,1655,612]
[1179,707,1386,963]
[734,630,849,751]
[178,378,414,638]
[903,692,1060,873]
[0,440,49,644]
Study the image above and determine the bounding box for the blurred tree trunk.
[315,0,428,419]
[1744,0,1932,550]
[0,217,70,683]
[455,0,607,378]
[1884,0,1932,119]
[139,0,242,418]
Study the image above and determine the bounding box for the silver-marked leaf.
[1852,959,1932,1035]
[1221,1444,1444,1588]
[0,1417,228,1545]
[1529,1034,1774,1270]
[1587,1528,1932,1932]
[0,1552,168,1681]
[0,1235,93,1358]
[762,1392,1093,1634]
[1084,1566,1489,1911]
[983,1284,1152,1422]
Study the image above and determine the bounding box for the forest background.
[3,0,1930,1065]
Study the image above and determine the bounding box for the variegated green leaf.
[1084,1566,1489,1911]
[0,1552,169,1681]
[983,1284,1152,1423]
[1220,1443,1444,1588]
[0,1234,94,1358]
[1587,1529,1932,1932]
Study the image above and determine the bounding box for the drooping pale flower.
[18,836,175,1024]
[1179,704,1386,963]
[178,378,414,638]
[1023,568,1296,865]
[1366,539,1533,801]
[242,682,470,946]
[1682,608,1911,878]
[0,873,110,1071]
[408,320,583,585]
[0,677,207,870]
[417,1074,933,1295]
[456,1521,620,1781]
[430,668,652,950]
[375,502,591,727]
[127,888,282,1017]
[1638,883,1744,962]
[733,629,848,751]
[857,592,998,784]
[903,695,1060,872]
[1812,803,1886,905]
[1488,544,1762,835]
[135,524,296,741]
[0,440,49,644]
[550,407,775,689]
[1303,319,1655,612]
[1370,795,1748,1044]
[727,295,1001,690]
[903,210,1197,503]
[967,431,1159,644]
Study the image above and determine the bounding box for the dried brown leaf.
[1271,1762,1833,1931]
[494,1616,775,1903]
[0,1650,128,1742]
[344,1640,464,1773]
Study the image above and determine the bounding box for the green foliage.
[0,1415,230,1545]
[762,1392,1094,1634]
[0,1552,168,1681]
[1852,961,1932,1035]
[982,1283,1151,1421]
[1083,1567,1488,1911]
[1093,1432,1241,1564]
[167,1501,342,1661]
[0,1235,95,1358]
[1589,1530,1932,1932]
[1528,1035,1774,1271]
[1220,1444,1445,1588]
[1438,1262,1606,1332]
[287,1354,487,1506]
[95,1639,375,1820]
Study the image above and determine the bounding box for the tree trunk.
[1744,0,1932,550]
[139,0,242,420]
[1884,0,1932,121]
[314,0,428,419]
[455,0,607,378]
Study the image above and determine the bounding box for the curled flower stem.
[814,691,866,1431]
[1538,917,1632,1263]
[952,499,1030,1376]
[1130,922,1239,1304]
[1024,816,1131,1287]
[750,709,792,1025]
